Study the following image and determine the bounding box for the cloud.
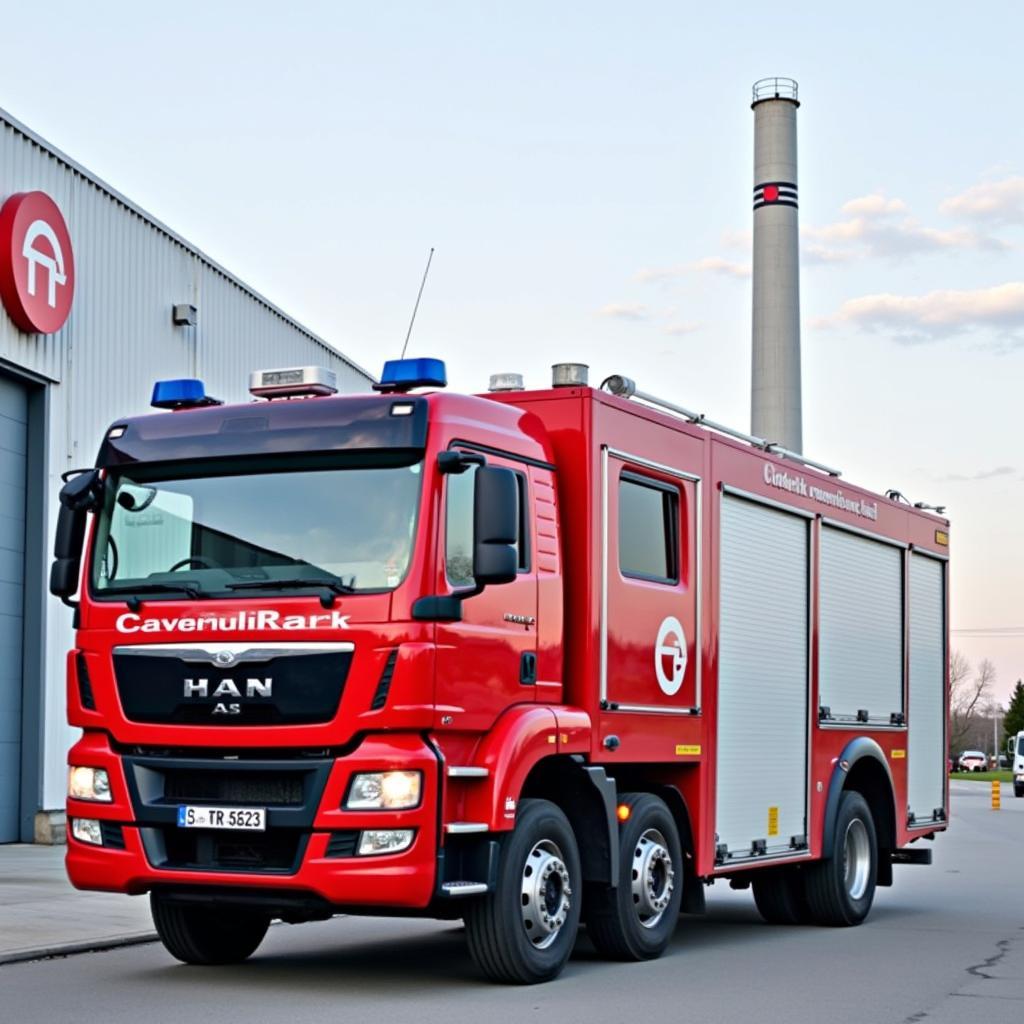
[635,257,750,283]
[941,176,1024,224]
[596,303,650,321]
[663,321,700,336]
[803,193,1007,259]
[944,466,1016,482]
[813,281,1024,342]
[841,194,908,216]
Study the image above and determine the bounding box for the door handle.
[520,652,537,686]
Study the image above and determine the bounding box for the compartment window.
[618,474,679,584]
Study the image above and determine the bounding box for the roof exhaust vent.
[488,372,524,392]
[552,363,589,388]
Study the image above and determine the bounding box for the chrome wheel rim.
[843,818,871,901]
[630,828,674,929]
[520,839,572,949]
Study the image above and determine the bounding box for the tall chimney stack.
[750,77,802,453]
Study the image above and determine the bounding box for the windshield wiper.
[101,581,203,611]
[225,576,356,608]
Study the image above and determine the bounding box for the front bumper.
[66,731,440,909]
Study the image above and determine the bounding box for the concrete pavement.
[0,843,154,964]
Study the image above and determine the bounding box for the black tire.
[1014,784,1023,798]
[804,791,877,927]
[586,793,683,961]
[150,892,270,965]
[465,799,582,984]
[752,867,811,925]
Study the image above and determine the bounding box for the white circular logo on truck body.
[655,616,688,696]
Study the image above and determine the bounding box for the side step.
[441,881,489,897]
[892,847,933,865]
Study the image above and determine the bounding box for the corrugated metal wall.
[0,109,373,819]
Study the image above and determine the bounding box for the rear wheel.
[465,799,582,984]
[150,892,270,964]
[752,867,811,925]
[586,793,683,961]
[804,790,877,927]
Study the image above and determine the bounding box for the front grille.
[325,830,360,857]
[112,648,352,726]
[144,827,308,873]
[163,769,304,807]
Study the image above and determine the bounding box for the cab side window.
[445,462,529,587]
[618,473,679,584]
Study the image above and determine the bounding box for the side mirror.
[49,470,103,605]
[473,466,518,586]
[1009,737,1016,755]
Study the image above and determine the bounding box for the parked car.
[990,753,1010,770]
[958,750,987,772]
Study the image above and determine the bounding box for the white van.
[1009,732,1024,798]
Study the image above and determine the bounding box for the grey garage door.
[0,374,27,843]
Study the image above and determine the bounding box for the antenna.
[400,247,435,359]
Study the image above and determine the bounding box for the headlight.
[68,766,112,802]
[71,818,103,845]
[358,829,415,856]
[346,771,422,810]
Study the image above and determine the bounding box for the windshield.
[90,461,423,597]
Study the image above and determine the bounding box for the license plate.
[177,805,266,831]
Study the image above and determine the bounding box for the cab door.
[434,451,538,732]
[602,450,700,713]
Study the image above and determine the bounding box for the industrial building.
[0,107,372,843]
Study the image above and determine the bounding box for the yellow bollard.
[992,779,1001,810]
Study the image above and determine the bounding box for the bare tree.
[949,651,995,753]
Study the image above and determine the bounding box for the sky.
[2,1,1022,703]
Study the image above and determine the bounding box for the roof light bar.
[150,378,222,410]
[249,366,338,399]
[373,357,447,393]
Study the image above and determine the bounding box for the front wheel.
[804,790,877,927]
[586,793,683,961]
[465,799,582,984]
[150,892,270,964]
[1014,784,1023,798]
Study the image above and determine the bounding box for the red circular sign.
[0,191,75,334]
[763,184,780,203]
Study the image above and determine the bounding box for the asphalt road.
[3,782,1020,1023]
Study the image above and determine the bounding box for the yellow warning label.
[935,529,949,546]
[767,806,779,837]
[891,749,906,759]
[675,744,701,756]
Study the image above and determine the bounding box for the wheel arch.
[521,756,619,887]
[823,738,897,886]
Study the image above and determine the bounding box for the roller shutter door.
[0,374,27,843]
[908,554,946,825]
[819,526,903,725]
[716,495,809,862]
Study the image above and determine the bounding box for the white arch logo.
[22,219,68,309]
[654,616,688,697]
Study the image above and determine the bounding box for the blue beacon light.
[150,378,222,410]
[373,358,447,393]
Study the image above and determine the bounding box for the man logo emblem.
[214,650,236,667]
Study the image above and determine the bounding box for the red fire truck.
[51,358,949,984]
